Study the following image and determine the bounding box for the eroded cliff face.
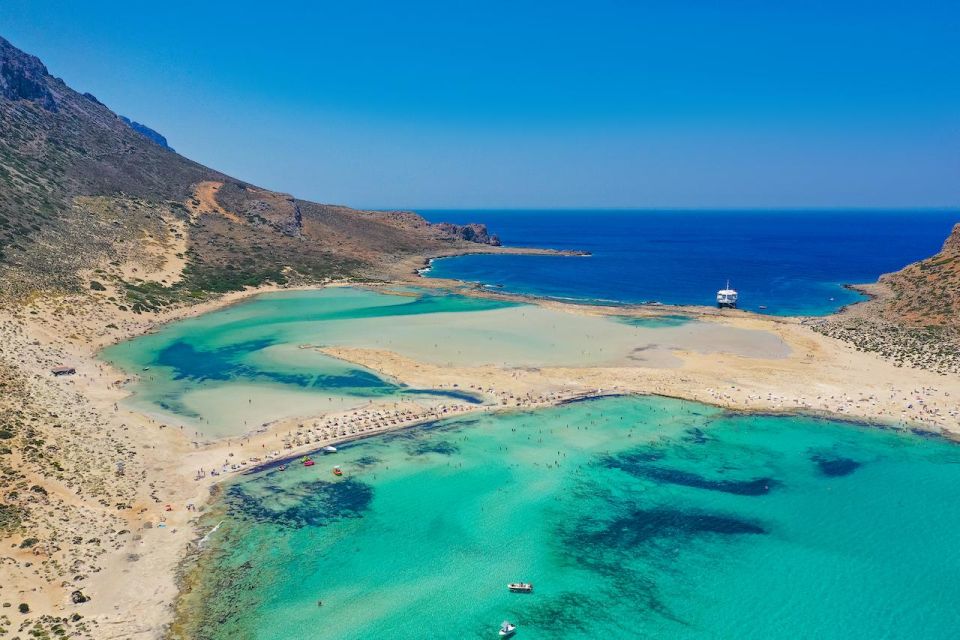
[431,222,501,246]
[0,37,56,110]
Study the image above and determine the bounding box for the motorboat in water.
[507,582,533,593]
[332,465,343,476]
[322,446,338,454]
[302,457,315,467]
[499,621,517,637]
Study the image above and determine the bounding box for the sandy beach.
[1,271,959,639]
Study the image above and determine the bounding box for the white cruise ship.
[716,280,738,308]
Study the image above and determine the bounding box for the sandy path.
[186,181,242,223]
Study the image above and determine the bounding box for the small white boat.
[717,279,738,309]
[499,621,517,637]
[507,582,533,593]
[322,446,338,454]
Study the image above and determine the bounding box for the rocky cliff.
[431,222,501,246]
[0,38,56,110]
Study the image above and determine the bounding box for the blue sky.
[2,0,958,208]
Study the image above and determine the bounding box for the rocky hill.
[814,222,960,374]
[0,35,500,308]
[879,222,960,326]
[119,116,173,150]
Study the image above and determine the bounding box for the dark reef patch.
[154,338,392,391]
[682,427,710,444]
[155,395,201,420]
[225,478,373,529]
[379,416,470,444]
[575,507,766,551]
[638,466,777,496]
[600,448,665,467]
[379,428,421,442]
[406,388,485,404]
[810,453,861,477]
[602,450,776,495]
[353,456,381,467]
[909,428,945,440]
[521,592,609,634]
[410,440,460,456]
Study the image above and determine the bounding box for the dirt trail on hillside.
[187,181,242,223]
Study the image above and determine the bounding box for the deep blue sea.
[419,210,957,316]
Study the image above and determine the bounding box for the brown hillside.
[814,220,960,374]
[878,222,960,327]
[0,35,499,307]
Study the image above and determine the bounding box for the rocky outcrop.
[432,222,501,246]
[878,221,960,328]
[214,183,303,237]
[814,218,960,375]
[0,36,56,111]
[939,222,960,254]
[120,116,174,151]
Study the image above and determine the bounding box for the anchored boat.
[507,582,533,593]
[332,465,343,476]
[717,280,738,309]
[499,621,517,637]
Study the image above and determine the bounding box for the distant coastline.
[416,209,957,316]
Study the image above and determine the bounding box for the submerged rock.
[811,453,861,477]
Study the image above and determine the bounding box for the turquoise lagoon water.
[101,287,514,437]
[103,287,783,438]
[178,396,960,639]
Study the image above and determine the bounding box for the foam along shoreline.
[4,278,960,638]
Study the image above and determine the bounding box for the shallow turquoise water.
[180,396,960,639]
[103,287,776,438]
[100,288,512,437]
